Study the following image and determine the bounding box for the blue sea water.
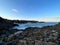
[13,22,58,30]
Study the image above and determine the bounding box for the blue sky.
[0,0,60,22]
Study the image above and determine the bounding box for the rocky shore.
[0,17,60,45]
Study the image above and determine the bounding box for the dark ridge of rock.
[0,17,20,37]
[11,20,44,24]
[0,17,19,29]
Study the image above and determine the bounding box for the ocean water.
[13,22,58,30]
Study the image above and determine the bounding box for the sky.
[0,0,60,22]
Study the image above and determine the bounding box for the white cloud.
[37,17,60,22]
[52,16,60,19]
[12,9,18,12]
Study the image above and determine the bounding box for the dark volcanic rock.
[11,20,42,24]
